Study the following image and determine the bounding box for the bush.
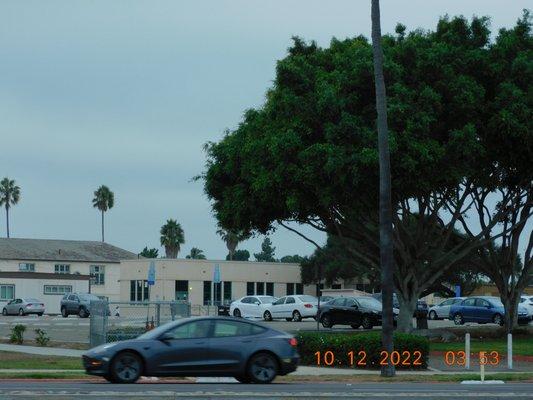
[9,324,26,344]
[296,331,429,369]
[34,328,50,346]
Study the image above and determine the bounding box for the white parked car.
[229,296,277,319]
[428,297,465,320]
[519,296,533,318]
[263,295,318,322]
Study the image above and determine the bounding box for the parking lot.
[3,313,527,345]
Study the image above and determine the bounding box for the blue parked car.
[449,296,530,326]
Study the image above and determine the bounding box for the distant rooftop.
[0,238,137,263]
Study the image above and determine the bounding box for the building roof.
[0,238,138,263]
[0,271,91,280]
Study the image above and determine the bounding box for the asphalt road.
[0,381,532,399]
[0,315,487,344]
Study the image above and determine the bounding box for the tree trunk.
[101,210,105,242]
[371,0,395,378]
[5,205,9,238]
[396,294,418,333]
[227,241,237,260]
[501,290,520,333]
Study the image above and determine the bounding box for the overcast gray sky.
[0,1,530,259]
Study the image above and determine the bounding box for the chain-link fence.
[90,300,190,347]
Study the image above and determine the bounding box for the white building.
[0,238,137,313]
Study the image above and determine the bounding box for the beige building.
[0,238,138,313]
[119,258,316,305]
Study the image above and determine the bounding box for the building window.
[296,283,303,294]
[246,282,254,296]
[175,280,188,301]
[44,285,72,295]
[19,263,35,272]
[223,281,232,302]
[213,282,222,305]
[0,284,15,300]
[331,283,341,289]
[90,265,105,285]
[203,281,212,305]
[54,264,70,274]
[256,282,265,295]
[286,283,294,295]
[266,282,274,296]
[130,280,149,301]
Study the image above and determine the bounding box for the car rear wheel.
[493,313,504,326]
[247,352,278,384]
[263,311,272,321]
[453,313,464,325]
[292,310,302,322]
[110,351,143,384]
[429,310,437,320]
[350,324,360,329]
[2,308,7,316]
[320,314,333,328]
[61,307,68,318]
[233,308,241,318]
[37,312,43,317]
[18,308,25,316]
[361,315,373,330]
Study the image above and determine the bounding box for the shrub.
[34,328,50,346]
[296,331,429,369]
[9,324,26,344]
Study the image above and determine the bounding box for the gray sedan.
[2,298,45,316]
[83,316,299,384]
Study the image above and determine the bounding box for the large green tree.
[92,185,114,242]
[202,14,531,332]
[217,228,250,260]
[160,219,185,258]
[254,237,277,262]
[0,178,21,238]
[227,249,250,261]
[186,247,207,259]
[139,247,159,258]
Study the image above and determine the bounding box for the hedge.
[296,331,429,369]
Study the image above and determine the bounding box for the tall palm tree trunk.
[101,210,105,242]
[371,0,395,378]
[5,205,9,238]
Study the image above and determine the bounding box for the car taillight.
[304,304,313,308]
[26,304,33,307]
[289,338,298,347]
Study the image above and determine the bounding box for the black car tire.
[110,351,143,384]
[61,307,68,318]
[292,310,302,322]
[320,314,333,328]
[493,313,504,326]
[234,375,252,383]
[2,308,7,316]
[361,315,373,330]
[429,311,437,320]
[233,308,241,318]
[350,324,360,329]
[37,312,43,317]
[18,308,25,316]
[247,352,278,384]
[79,307,89,318]
[263,311,272,321]
[453,313,464,325]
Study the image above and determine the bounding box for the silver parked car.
[2,298,45,316]
[428,297,465,320]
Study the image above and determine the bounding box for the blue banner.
[148,261,156,286]
[213,264,221,284]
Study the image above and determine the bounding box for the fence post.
[508,333,513,370]
[465,333,470,370]
[156,302,161,326]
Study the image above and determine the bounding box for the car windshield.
[79,294,100,301]
[298,295,316,302]
[355,297,382,310]
[258,296,276,303]
[137,320,183,340]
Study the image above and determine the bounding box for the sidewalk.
[0,343,84,358]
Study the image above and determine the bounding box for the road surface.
[0,381,532,399]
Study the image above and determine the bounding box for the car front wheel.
[247,352,278,384]
[361,315,373,330]
[429,310,437,320]
[110,351,143,384]
[263,311,272,321]
[320,314,333,328]
[61,307,68,318]
[79,307,89,318]
[233,308,241,318]
[453,313,464,325]
[493,313,504,326]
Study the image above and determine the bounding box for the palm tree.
[92,185,114,242]
[217,228,250,260]
[371,0,395,377]
[186,247,206,260]
[160,219,185,258]
[0,178,21,238]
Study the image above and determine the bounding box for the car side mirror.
[254,301,260,306]
[159,332,174,341]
